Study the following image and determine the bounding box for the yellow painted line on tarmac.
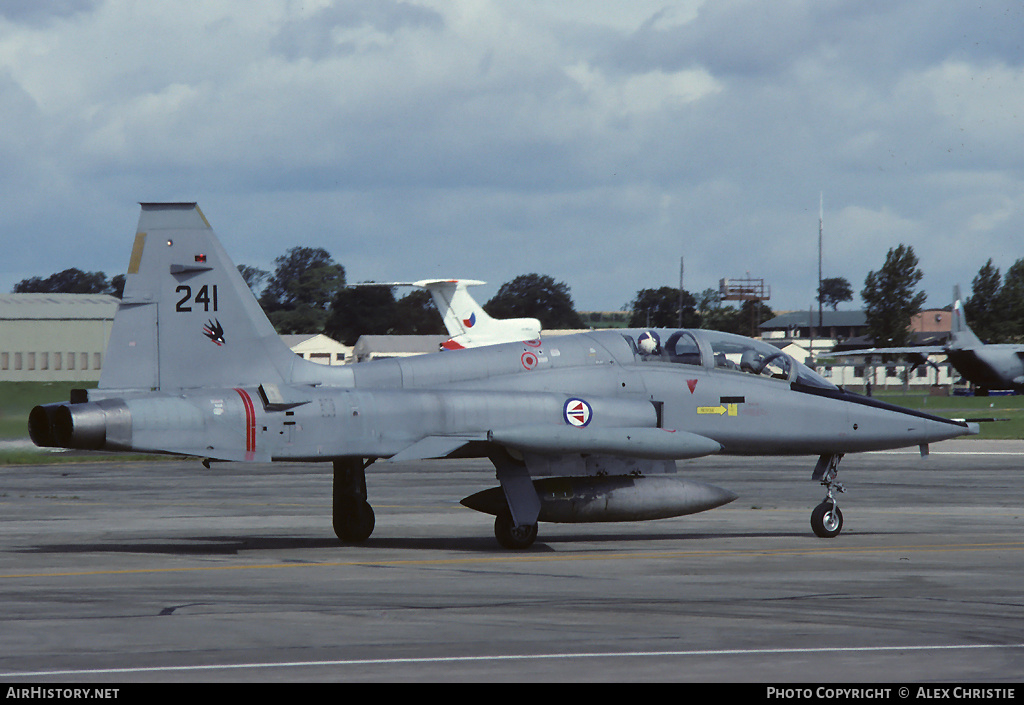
[870,449,1023,455]
[4,541,1024,580]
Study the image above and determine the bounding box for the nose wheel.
[811,497,844,538]
[810,453,846,538]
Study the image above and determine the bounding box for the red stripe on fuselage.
[234,388,256,456]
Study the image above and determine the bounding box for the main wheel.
[494,513,538,549]
[334,498,375,543]
[811,501,843,538]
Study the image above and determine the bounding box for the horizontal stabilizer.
[352,279,487,288]
[488,426,722,460]
[199,447,272,462]
[165,446,272,463]
[820,346,946,358]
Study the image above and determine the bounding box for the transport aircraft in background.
[821,286,1024,395]
[354,278,540,350]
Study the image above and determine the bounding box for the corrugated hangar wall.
[0,295,118,382]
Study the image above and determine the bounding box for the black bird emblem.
[203,319,226,346]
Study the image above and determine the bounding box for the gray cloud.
[0,1,1022,315]
[0,0,99,27]
[271,0,444,61]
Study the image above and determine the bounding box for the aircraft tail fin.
[100,203,331,392]
[417,279,541,348]
[357,278,542,348]
[421,279,495,337]
[950,284,983,349]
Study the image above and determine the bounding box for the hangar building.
[0,294,119,382]
[0,295,355,382]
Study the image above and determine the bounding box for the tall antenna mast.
[818,193,824,348]
[678,256,684,327]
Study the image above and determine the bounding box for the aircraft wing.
[384,426,722,463]
[819,346,946,359]
[384,434,486,462]
[487,426,722,460]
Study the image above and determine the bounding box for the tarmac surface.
[1,439,1023,683]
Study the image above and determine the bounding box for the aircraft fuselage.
[38,329,973,464]
[947,346,1024,393]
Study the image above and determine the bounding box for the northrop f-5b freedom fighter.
[30,204,978,548]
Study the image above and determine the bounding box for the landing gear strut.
[333,458,375,543]
[810,454,846,538]
[488,448,541,550]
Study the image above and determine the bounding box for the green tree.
[13,268,113,295]
[737,299,774,337]
[325,286,398,346]
[109,274,125,298]
[817,277,853,311]
[965,259,1002,342]
[695,288,723,327]
[271,306,336,335]
[700,306,743,333]
[237,264,269,295]
[861,244,927,347]
[324,286,447,345]
[996,259,1024,343]
[628,287,698,328]
[258,247,345,334]
[484,274,584,329]
[692,287,772,335]
[393,289,445,335]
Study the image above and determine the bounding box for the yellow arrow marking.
[697,404,738,416]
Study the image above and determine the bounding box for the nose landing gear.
[810,453,846,538]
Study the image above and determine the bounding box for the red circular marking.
[521,351,539,370]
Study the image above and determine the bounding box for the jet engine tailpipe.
[29,400,132,451]
[461,475,737,523]
[28,403,62,447]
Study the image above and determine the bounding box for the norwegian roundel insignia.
[563,398,592,427]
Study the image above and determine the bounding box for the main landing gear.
[494,512,539,550]
[810,453,846,538]
[489,448,542,550]
[333,458,375,543]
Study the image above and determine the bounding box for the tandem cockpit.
[621,329,837,390]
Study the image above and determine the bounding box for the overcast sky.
[2,1,1022,316]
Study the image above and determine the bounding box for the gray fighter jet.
[821,286,1024,395]
[29,204,978,548]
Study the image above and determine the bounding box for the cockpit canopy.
[623,329,837,390]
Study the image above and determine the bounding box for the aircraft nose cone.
[837,390,979,450]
